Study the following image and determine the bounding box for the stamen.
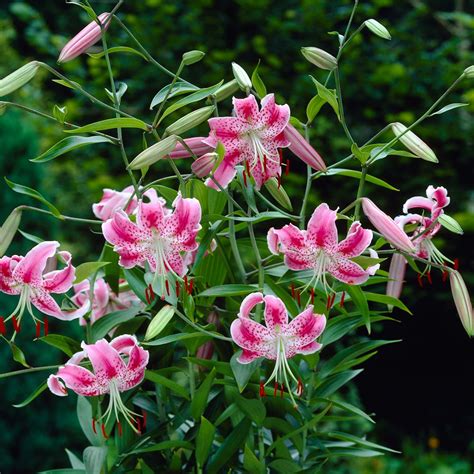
[117,421,122,437]
[135,417,142,435]
[417,274,424,288]
[340,291,345,308]
[278,149,283,167]
[101,423,108,439]
[188,279,194,295]
[145,287,151,305]
[296,290,301,306]
[0,317,5,336]
[184,276,188,292]
[245,159,251,177]
[297,379,304,397]
[165,279,170,296]
[280,383,284,398]
[454,258,459,270]
[259,381,266,397]
[175,281,180,297]
[243,170,247,187]
[263,154,268,174]
[426,271,432,285]
[290,283,295,298]
[273,382,278,397]
[12,316,20,333]
[442,270,448,282]
[285,158,290,176]
[310,288,315,304]
[148,284,155,301]
[142,410,147,430]
[44,317,49,336]
[277,173,281,189]
[92,418,97,434]
[35,322,41,339]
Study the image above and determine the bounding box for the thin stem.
[19,205,102,224]
[334,67,355,143]
[255,191,298,220]
[299,127,314,227]
[227,190,247,282]
[0,364,60,379]
[353,165,368,220]
[174,309,233,342]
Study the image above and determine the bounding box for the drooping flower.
[92,186,137,221]
[102,189,201,292]
[268,203,376,290]
[0,241,89,328]
[231,292,326,407]
[58,12,111,63]
[47,335,149,432]
[72,278,143,326]
[203,94,290,190]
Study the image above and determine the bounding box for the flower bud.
[264,177,292,211]
[364,19,392,40]
[165,106,215,136]
[386,253,407,304]
[301,47,337,71]
[58,12,111,63]
[182,50,205,66]
[231,62,252,91]
[0,208,22,257]
[128,135,178,170]
[145,305,175,341]
[168,137,214,159]
[283,123,327,171]
[196,312,220,365]
[391,122,438,163]
[214,79,240,103]
[464,65,474,79]
[361,198,416,253]
[192,153,217,178]
[450,270,473,336]
[0,61,41,97]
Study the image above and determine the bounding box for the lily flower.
[168,137,214,160]
[92,186,139,221]
[102,189,201,293]
[0,241,89,328]
[268,203,375,291]
[72,278,143,326]
[231,292,326,407]
[203,94,290,190]
[47,335,149,432]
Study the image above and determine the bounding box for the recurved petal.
[263,294,288,331]
[402,196,433,214]
[258,94,291,138]
[207,116,241,141]
[337,222,373,257]
[306,203,338,250]
[205,151,240,190]
[102,210,149,247]
[82,339,126,384]
[294,340,323,355]
[233,95,259,121]
[13,241,59,286]
[426,185,450,210]
[164,193,202,247]
[42,251,75,294]
[110,334,139,354]
[328,256,371,285]
[31,289,90,320]
[55,364,102,396]
[237,349,262,364]
[230,318,275,359]
[47,374,68,396]
[286,306,326,343]
[239,292,264,318]
[0,255,22,295]
[137,188,167,230]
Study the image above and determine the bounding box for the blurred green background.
[0,0,473,472]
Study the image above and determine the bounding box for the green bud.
[301,47,337,71]
[128,135,178,170]
[438,214,464,235]
[231,62,252,91]
[450,271,473,337]
[0,208,22,257]
[182,50,206,66]
[0,61,41,97]
[391,122,438,163]
[464,65,474,78]
[145,305,175,341]
[214,79,239,102]
[364,19,392,40]
[165,106,215,136]
[264,178,293,211]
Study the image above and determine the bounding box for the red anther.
[184,275,188,292]
[278,149,283,167]
[263,154,267,173]
[160,292,165,301]
[92,418,97,434]
[117,421,123,437]
[274,382,278,397]
[277,174,281,189]
[44,317,49,336]
[340,291,346,308]
[290,283,295,298]
[188,279,194,295]
[426,271,432,285]
[331,293,336,307]
[454,258,459,270]
[0,317,5,336]
[296,290,301,306]
[175,281,180,297]
[135,417,142,435]
[145,287,151,305]
[12,316,20,333]
[142,410,147,429]
[285,158,290,176]
[297,379,304,397]
[243,170,247,187]
[101,423,108,439]
[35,322,41,339]
[417,274,424,288]
[245,159,251,177]
[280,383,284,398]
[259,381,266,397]
[310,288,315,304]
[148,284,155,301]
[442,270,448,282]
[165,279,170,296]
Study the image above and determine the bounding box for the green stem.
[0,364,60,379]
[19,205,102,224]
[334,67,355,143]
[299,126,314,227]
[255,191,298,220]
[353,165,368,220]
[227,190,247,282]
[174,309,232,341]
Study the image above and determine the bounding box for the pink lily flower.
[268,203,375,290]
[72,278,143,326]
[203,93,290,190]
[47,334,149,431]
[102,189,201,290]
[92,186,138,221]
[0,241,89,327]
[231,292,326,407]
[168,137,214,160]
[58,12,111,63]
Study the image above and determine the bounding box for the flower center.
[245,130,279,174]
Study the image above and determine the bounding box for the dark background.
[0,0,473,472]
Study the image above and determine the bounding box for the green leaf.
[328,431,400,453]
[83,446,107,474]
[38,470,85,474]
[102,244,119,293]
[196,416,216,467]
[314,369,363,398]
[144,305,175,341]
[64,118,149,134]
[91,307,141,342]
[77,396,101,446]
[310,76,340,120]
[31,136,113,163]
[345,285,371,333]
[53,105,68,124]
[87,46,149,61]
[235,396,266,425]
[73,261,110,284]
[144,370,190,399]
[315,397,374,423]
[191,368,216,420]
[325,168,399,191]
[131,440,192,454]
[207,418,251,474]
[38,334,82,357]
[123,268,148,304]
[144,332,210,347]
[9,341,29,368]
[251,61,267,98]
[244,445,265,473]
[351,143,370,164]
[65,449,84,469]
[438,213,464,235]
[13,381,48,408]
[198,284,258,297]
[230,351,260,392]
[150,82,199,109]
[364,292,412,313]
[5,178,61,217]
[229,211,289,223]
[268,459,301,473]
[306,95,326,123]
[429,102,469,116]
[157,81,223,124]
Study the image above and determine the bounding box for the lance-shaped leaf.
[64,118,149,134]
[0,207,22,257]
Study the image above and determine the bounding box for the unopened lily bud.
[361,198,416,253]
[128,135,178,170]
[196,312,220,365]
[231,62,252,92]
[192,153,217,178]
[364,19,392,40]
[301,47,337,71]
[165,106,215,136]
[391,122,438,163]
[464,66,474,79]
[168,137,214,159]
[283,123,327,171]
[450,270,473,336]
[182,50,205,66]
[0,61,41,97]
[58,12,111,63]
[0,208,22,257]
[386,253,407,306]
[214,79,240,103]
[264,177,292,211]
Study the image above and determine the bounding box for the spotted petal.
[233,95,259,121]
[137,189,168,230]
[230,317,276,359]
[306,203,338,250]
[239,292,264,318]
[0,255,22,295]
[31,289,90,320]
[264,294,288,331]
[328,256,371,285]
[336,222,373,257]
[54,364,102,396]
[258,94,291,139]
[42,251,75,294]
[13,241,59,286]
